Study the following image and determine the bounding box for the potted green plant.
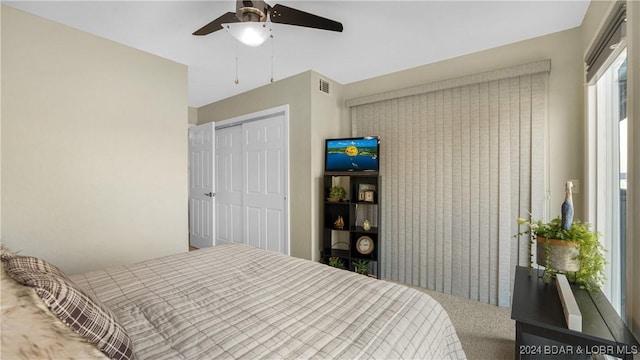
[328,186,347,202]
[352,259,369,275]
[328,256,345,269]
[515,215,606,291]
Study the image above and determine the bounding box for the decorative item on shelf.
[358,184,376,203]
[362,219,371,231]
[561,181,574,230]
[536,235,580,273]
[356,236,374,255]
[328,256,344,269]
[353,259,369,275]
[556,273,582,331]
[364,191,375,203]
[328,186,347,202]
[334,216,345,230]
[514,214,606,291]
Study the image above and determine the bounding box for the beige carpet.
[401,283,515,360]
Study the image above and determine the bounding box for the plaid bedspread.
[72,244,466,359]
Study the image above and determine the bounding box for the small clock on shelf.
[355,235,374,255]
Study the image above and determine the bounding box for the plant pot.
[536,236,580,272]
[327,197,340,202]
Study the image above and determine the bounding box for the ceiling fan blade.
[193,12,239,36]
[269,4,343,32]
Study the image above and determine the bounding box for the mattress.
[72,244,466,359]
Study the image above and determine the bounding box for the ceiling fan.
[192,0,344,37]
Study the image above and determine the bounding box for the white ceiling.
[5,1,590,108]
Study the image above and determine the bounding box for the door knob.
[205,192,215,197]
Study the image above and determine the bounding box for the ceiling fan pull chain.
[270,34,274,83]
[234,40,239,84]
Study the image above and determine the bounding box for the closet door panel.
[243,116,287,252]
[216,126,243,245]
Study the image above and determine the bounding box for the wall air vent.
[319,79,330,94]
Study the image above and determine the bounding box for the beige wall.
[343,28,585,222]
[198,29,587,261]
[197,71,311,124]
[198,70,344,261]
[1,6,189,275]
[198,71,315,260]
[188,107,198,125]
[309,72,343,261]
[3,2,635,329]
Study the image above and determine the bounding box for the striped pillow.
[2,256,134,360]
[1,254,70,279]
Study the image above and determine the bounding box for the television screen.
[325,137,379,172]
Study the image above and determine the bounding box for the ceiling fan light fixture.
[224,22,271,47]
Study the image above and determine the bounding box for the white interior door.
[188,123,215,248]
[215,126,243,245]
[243,115,287,254]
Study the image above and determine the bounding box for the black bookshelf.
[321,172,381,277]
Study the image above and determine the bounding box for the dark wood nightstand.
[511,266,639,359]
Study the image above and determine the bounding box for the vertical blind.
[346,61,550,306]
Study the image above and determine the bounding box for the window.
[589,49,627,316]
[586,1,627,317]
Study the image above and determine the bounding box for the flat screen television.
[325,136,379,172]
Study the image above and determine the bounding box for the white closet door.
[188,123,215,248]
[243,115,287,254]
[215,126,243,245]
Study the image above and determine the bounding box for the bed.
[1,244,466,359]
